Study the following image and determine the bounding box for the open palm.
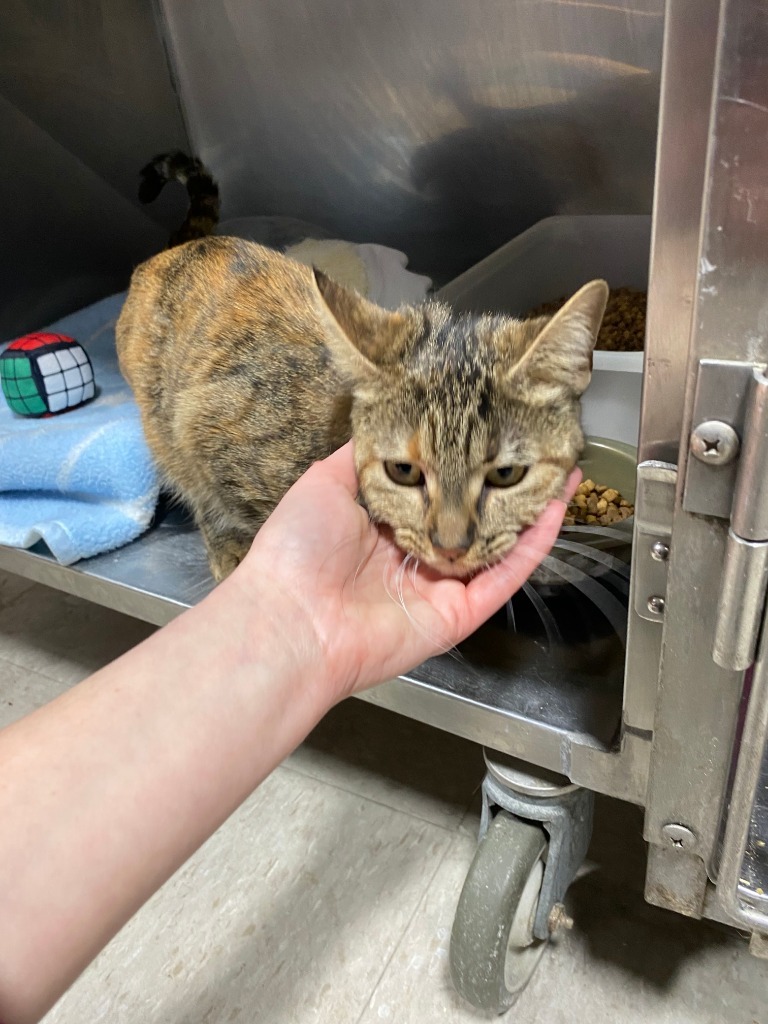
[242,442,577,700]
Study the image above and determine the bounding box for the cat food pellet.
[565,478,635,527]
[527,287,646,352]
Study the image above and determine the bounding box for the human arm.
[0,443,576,1023]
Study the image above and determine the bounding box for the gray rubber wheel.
[450,812,548,1015]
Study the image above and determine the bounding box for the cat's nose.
[430,529,473,561]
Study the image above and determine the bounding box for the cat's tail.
[138,151,220,248]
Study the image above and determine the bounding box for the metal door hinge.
[713,367,768,669]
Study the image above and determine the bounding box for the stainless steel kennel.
[2,0,767,1011]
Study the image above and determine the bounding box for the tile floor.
[0,568,766,1024]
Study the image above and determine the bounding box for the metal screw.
[547,902,574,933]
[690,420,740,466]
[647,595,665,615]
[662,823,696,850]
[650,541,670,562]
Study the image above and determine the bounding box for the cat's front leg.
[198,516,255,582]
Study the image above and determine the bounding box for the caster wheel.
[450,811,548,1014]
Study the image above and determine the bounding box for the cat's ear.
[511,280,609,401]
[312,269,408,380]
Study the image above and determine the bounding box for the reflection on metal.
[0,0,189,337]
[716,646,768,935]
[733,369,768,542]
[713,530,768,671]
[158,0,663,282]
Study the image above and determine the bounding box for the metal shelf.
[0,501,631,787]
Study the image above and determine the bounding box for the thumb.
[310,441,359,497]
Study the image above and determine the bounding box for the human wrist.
[205,564,341,717]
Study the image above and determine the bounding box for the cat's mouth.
[428,556,475,579]
[393,531,518,580]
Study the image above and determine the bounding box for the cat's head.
[312,271,608,577]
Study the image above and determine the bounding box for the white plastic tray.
[437,215,650,446]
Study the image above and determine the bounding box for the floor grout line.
[279,759,476,836]
[351,833,457,1024]
[0,651,78,690]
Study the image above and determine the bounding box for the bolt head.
[647,595,665,615]
[662,823,696,849]
[690,421,740,466]
[650,541,670,562]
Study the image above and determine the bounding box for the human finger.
[309,440,359,496]
[461,494,567,628]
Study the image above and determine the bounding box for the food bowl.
[529,436,636,590]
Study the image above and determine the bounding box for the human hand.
[229,442,579,703]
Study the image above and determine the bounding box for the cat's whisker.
[409,556,420,595]
[395,553,412,612]
[383,551,460,657]
[506,598,517,633]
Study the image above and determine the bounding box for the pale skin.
[0,443,578,1024]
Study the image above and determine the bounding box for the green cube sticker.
[26,395,46,414]
[2,378,20,399]
[11,357,31,378]
[17,377,39,398]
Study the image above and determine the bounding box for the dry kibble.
[528,287,646,352]
[565,476,635,527]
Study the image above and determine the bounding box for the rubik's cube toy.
[0,333,96,417]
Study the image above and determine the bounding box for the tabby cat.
[118,156,608,582]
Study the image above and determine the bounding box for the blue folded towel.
[0,293,159,564]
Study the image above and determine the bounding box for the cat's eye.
[384,461,425,486]
[486,465,528,488]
